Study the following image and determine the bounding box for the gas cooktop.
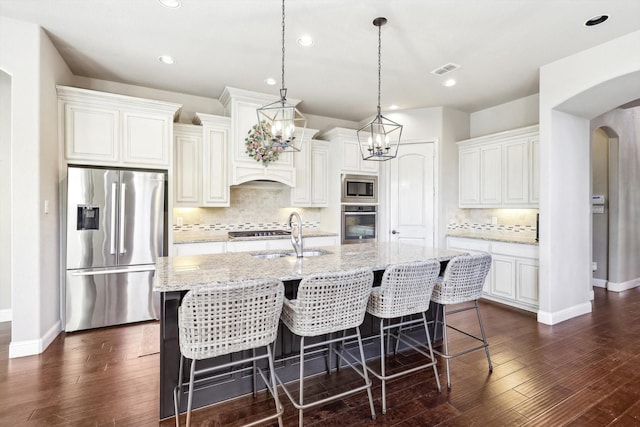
[228,230,291,238]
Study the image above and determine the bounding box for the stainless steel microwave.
[341,174,378,204]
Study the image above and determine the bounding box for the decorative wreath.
[245,122,283,166]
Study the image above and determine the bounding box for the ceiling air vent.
[430,63,461,76]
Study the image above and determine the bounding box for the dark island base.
[159,270,445,419]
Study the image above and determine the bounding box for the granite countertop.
[154,242,464,292]
[447,231,538,246]
[173,229,338,244]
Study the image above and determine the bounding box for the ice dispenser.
[77,205,99,230]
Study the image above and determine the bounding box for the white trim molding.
[607,277,640,293]
[9,320,61,358]
[537,301,592,325]
[0,309,11,323]
[592,278,607,289]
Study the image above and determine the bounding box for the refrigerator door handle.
[70,265,156,276]
[119,183,126,254]
[110,182,117,255]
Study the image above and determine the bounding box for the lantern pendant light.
[357,17,402,161]
[256,0,307,152]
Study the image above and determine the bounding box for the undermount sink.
[251,249,332,259]
[286,250,331,257]
[251,252,288,259]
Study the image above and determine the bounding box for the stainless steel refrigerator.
[65,166,166,332]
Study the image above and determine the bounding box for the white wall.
[470,94,539,138]
[538,29,640,324]
[0,71,11,320]
[590,128,609,284]
[0,16,73,357]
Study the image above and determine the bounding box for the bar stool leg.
[475,301,493,372]
[252,349,257,397]
[186,359,197,427]
[174,355,185,427]
[441,305,452,389]
[356,327,376,420]
[422,312,441,392]
[266,345,284,427]
[378,318,388,414]
[299,336,305,426]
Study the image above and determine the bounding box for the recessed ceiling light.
[585,14,609,26]
[297,35,314,47]
[443,79,457,87]
[389,105,399,110]
[264,78,277,86]
[158,55,175,65]
[158,0,182,8]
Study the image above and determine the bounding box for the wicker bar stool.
[366,260,442,414]
[173,279,284,427]
[277,268,376,426]
[431,253,493,389]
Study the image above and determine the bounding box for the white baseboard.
[9,320,62,359]
[0,309,11,323]
[607,277,640,292]
[592,278,607,289]
[537,301,592,325]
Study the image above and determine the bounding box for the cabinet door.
[503,140,529,205]
[174,128,201,206]
[174,242,226,256]
[529,138,540,204]
[491,254,516,299]
[459,148,480,206]
[311,143,329,206]
[64,103,119,163]
[480,145,502,205]
[516,258,539,306]
[291,145,312,206]
[122,110,171,166]
[341,138,361,172]
[202,125,230,206]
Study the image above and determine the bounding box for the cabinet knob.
[391,230,399,235]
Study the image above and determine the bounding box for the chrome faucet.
[288,212,303,258]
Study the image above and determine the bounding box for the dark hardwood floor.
[2,287,640,426]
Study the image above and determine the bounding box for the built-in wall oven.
[341,205,377,244]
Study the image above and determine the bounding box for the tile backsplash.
[447,208,538,238]
[173,184,322,232]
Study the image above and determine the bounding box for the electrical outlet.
[491,217,498,225]
[176,217,183,226]
[592,262,597,271]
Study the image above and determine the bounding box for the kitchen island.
[154,242,463,419]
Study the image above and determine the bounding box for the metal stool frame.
[431,253,493,389]
[276,268,376,426]
[173,279,285,427]
[365,260,443,414]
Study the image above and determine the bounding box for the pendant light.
[357,17,402,161]
[256,0,307,152]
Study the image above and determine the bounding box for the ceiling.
[2,0,640,121]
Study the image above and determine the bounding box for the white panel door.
[480,144,502,205]
[389,143,435,247]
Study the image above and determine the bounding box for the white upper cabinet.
[291,138,328,207]
[321,128,379,175]
[174,124,202,206]
[174,115,231,207]
[57,86,181,168]
[220,87,304,187]
[458,125,539,208]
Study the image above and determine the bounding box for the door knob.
[391,230,399,234]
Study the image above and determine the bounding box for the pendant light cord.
[281,0,286,91]
[377,21,382,114]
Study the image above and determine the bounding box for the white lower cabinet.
[446,236,539,312]
[173,241,227,256]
